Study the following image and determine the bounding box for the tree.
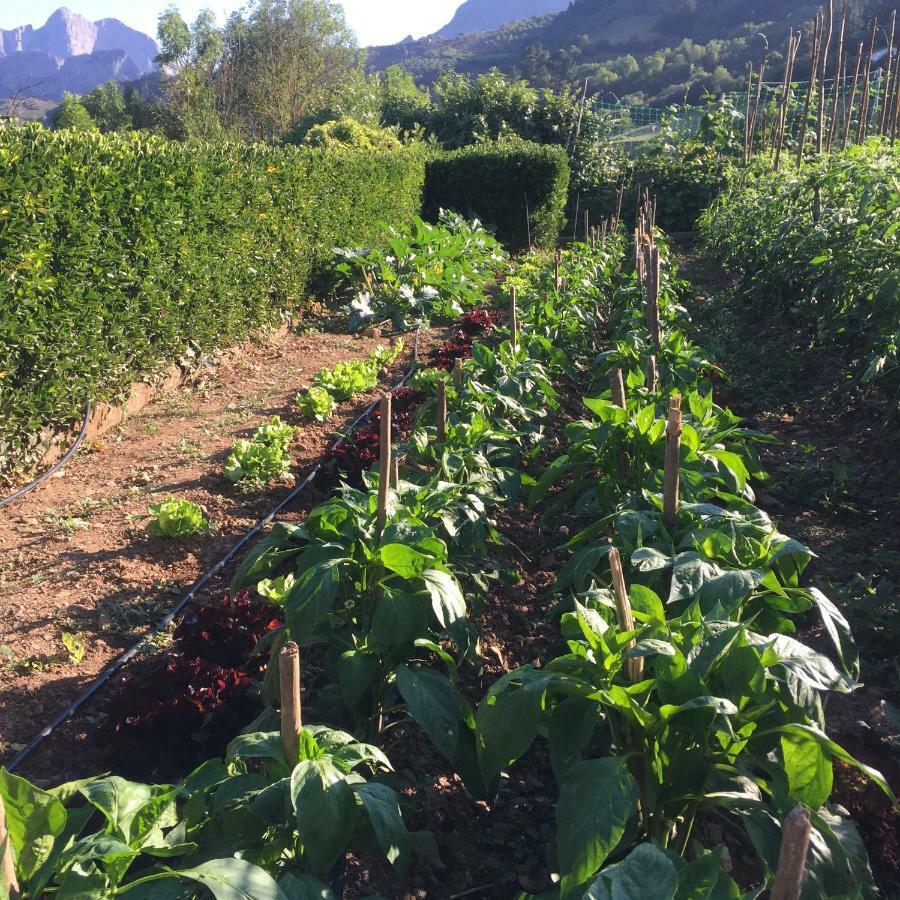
[218,0,360,141]
[53,93,97,131]
[82,81,132,132]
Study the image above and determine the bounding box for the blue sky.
[0,0,465,46]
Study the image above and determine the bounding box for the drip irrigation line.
[6,329,422,773]
[0,401,92,511]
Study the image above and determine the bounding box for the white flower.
[351,292,374,319]
[399,285,415,301]
[421,286,439,300]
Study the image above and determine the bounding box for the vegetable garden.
[0,94,898,896]
[0,135,896,900]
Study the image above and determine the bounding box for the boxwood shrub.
[0,125,424,478]
[423,141,569,250]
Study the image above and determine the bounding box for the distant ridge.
[433,0,570,40]
[0,7,157,101]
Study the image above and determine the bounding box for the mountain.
[0,7,157,101]
[433,0,571,40]
[368,0,896,104]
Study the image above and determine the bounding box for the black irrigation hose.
[6,331,422,773]
[0,401,93,511]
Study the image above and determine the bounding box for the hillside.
[0,7,157,101]
[434,0,570,39]
[368,0,897,103]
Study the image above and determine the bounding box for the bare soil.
[0,326,432,774]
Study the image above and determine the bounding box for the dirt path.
[677,239,900,890]
[0,326,431,771]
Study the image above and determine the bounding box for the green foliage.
[225,416,296,487]
[81,81,132,133]
[312,342,403,400]
[424,141,569,249]
[0,124,424,478]
[301,116,401,150]
[146,497,208,539]
[700,140,900,395]
[333,212,507,327]
[296,385,337,422]
[51,93,97,132]
[0,723,411,895]
[158,0,361,142]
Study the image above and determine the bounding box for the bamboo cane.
[828,4,847,151]
[775,31,800,169]
[509,286,519,349]
[436,378,447,443]
[663,396,683,531]
[646,245,661,349]
[453,358,463,392]
[816,0,835,154]
[609,547,643,683]
[857,18,878,143]
[771,806,812,900]
[611,369,627,409]
[796,11,823,165]
[647,356,658,393]
[279,641,302,767]
[880,11,897,135]
[844,41,865,147]
[376,393,391,537]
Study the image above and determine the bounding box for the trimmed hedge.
[0,125,424,476]
[423,141,569,250]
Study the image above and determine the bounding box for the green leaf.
[676,849,741,899]
[291,760,358,877]
[476,668,554,786]
[277,873,334,900]
[585,842,678,899]
[781,729,833,810]
[380,544,428,580]
[124,859,289,900]
[353,783,410,873]
[421,569,466,629]
[396,664,459,761]
[284,559,342,645]
[557,758,639,898]
[0,768,67,881]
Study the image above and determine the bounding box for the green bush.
[423,141,569,250]
[0,124,424,477]
[301,117,402,151]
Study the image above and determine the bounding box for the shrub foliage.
[0,125,424,476]
[423,141,569,249]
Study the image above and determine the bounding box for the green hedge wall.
[423,142,569,250]
[0,125,424,476]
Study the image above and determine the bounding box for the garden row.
[700,139,900,400]
[0,218,893,898]
[0,125,568,480]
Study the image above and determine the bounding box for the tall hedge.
[0,125,424,476]
[423,142,569,250]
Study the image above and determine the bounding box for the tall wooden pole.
[376,393,391,538]
[843,41,865,148]
[856,18,878,143]
[663,396,683,531]
[771,806,812,900]
[827,4,847,151]
[611,369,627,409]
[796,11,823,166]
[436,378,447,443]
[509,286,519,349]
[279,642,302,767]
[816,0,835,155]
[646,245,661,349]
[880,11,897,135]
[609,547,644,683]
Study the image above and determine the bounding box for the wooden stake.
[554,250,561,291]
[453,358,463,391]
[663,396,683,531]
[843,41,865,148]
[743,62,754,164]
[856,18,878,143]
[391,455,400,490]
[648,356,658,392]
[509,287,519,349]
[880,10,897,135]
[436,378,447,443]
[815,1,834,155]
[646,245,661,349]
[796,10,823,166]
[771,806,812,900]
[609,547,643,683]
[376,393,391,537]
[775,30,800,169]
[279,641,302,767]
[610,369,627,409]
[827,4,847,151]
[584,209,590,244]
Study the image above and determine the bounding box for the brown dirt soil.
[0,326,436,777]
